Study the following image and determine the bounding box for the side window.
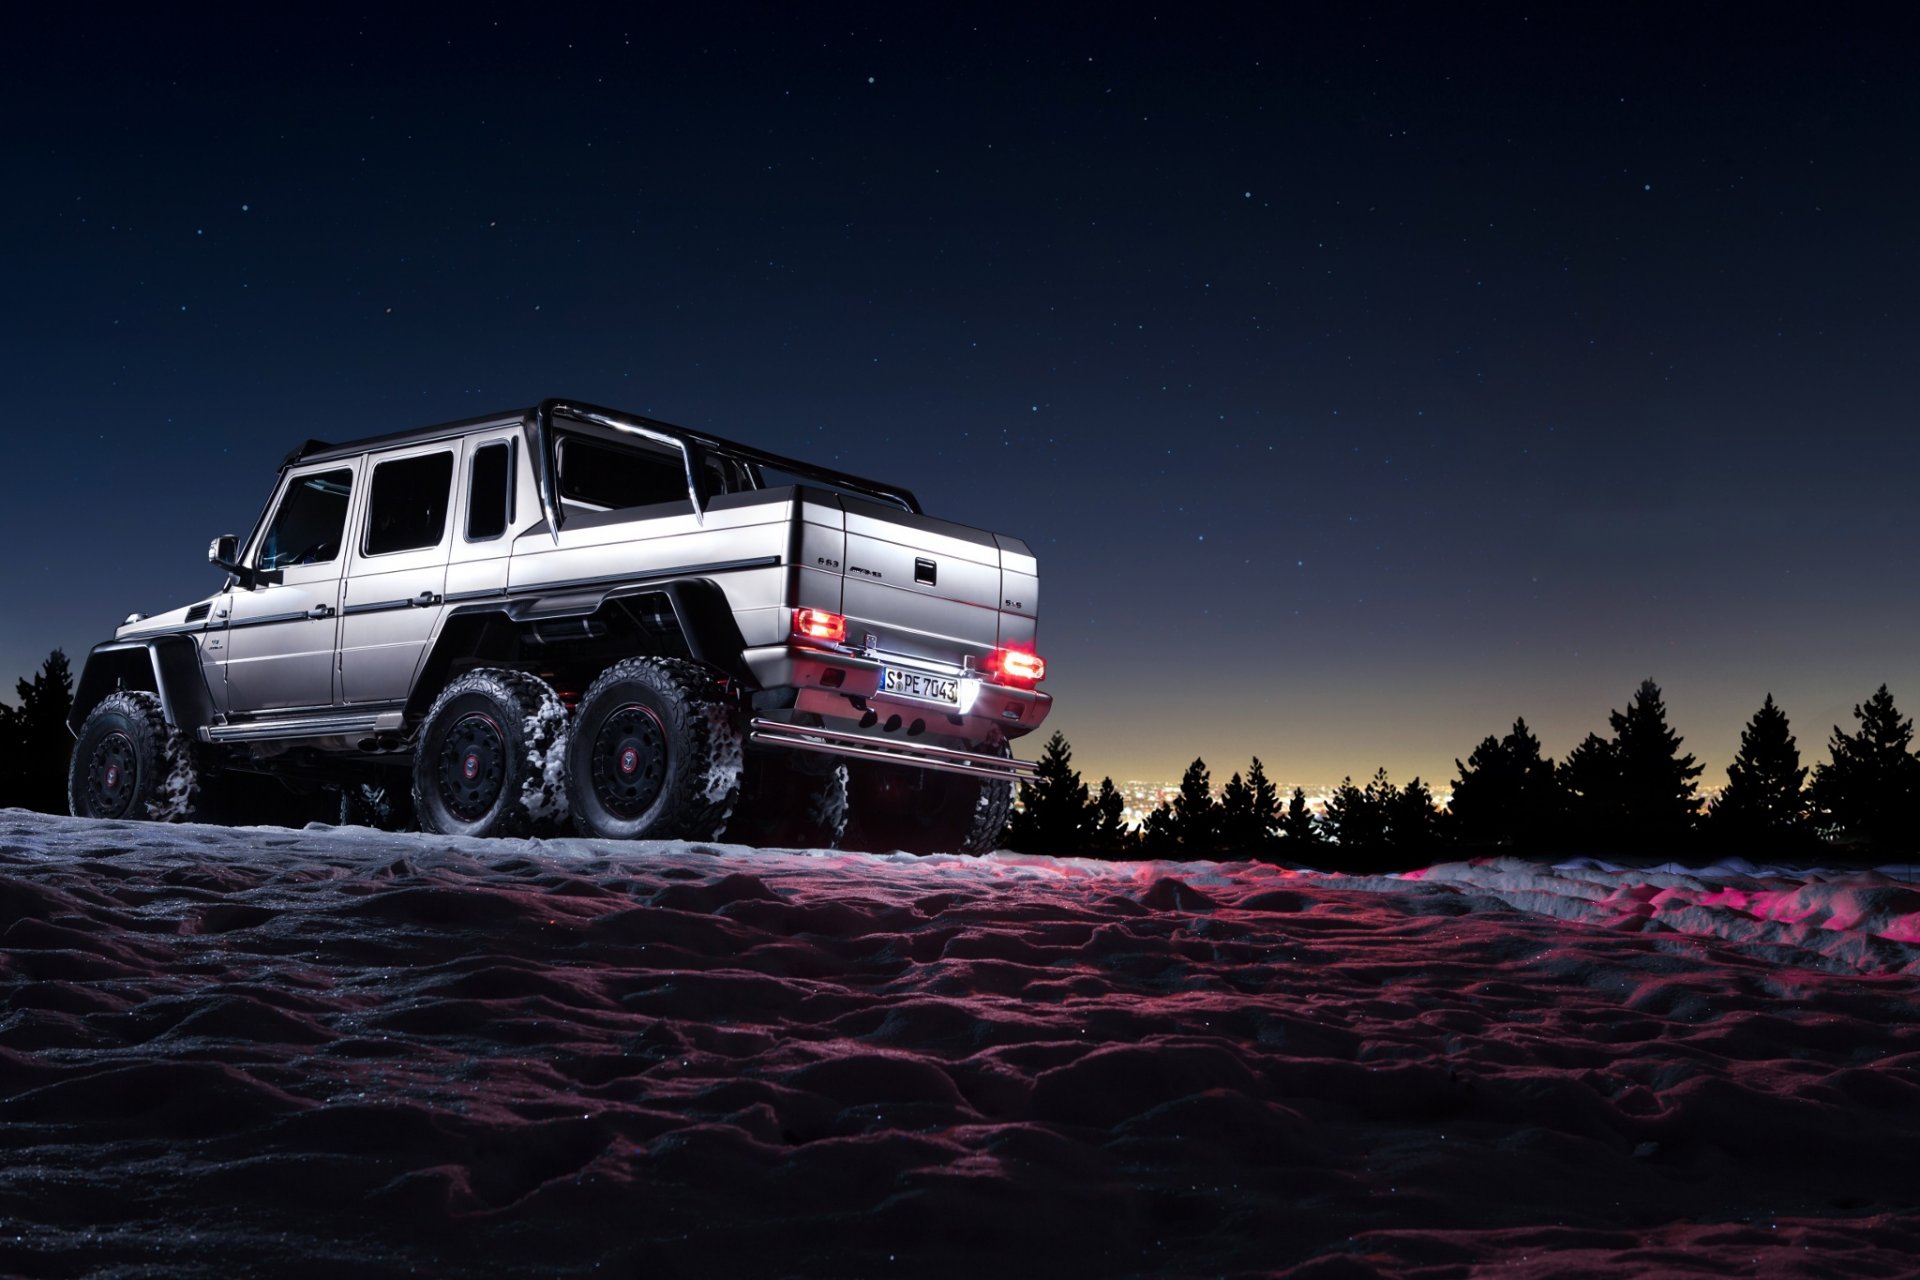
[365,452,455,556]
[258,468,353,570]
[466,441,514,541]
[558,436,687,510]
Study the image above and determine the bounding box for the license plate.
[882,667,959,705]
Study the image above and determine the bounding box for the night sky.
[4,6,1913,790]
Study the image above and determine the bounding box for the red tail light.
[993,646,1046,685]
[792,608,847,644]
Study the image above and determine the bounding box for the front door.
[222,462,359,714]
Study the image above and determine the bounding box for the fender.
[69,637,218,737]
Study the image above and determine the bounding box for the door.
[338,444,457,705]
[223,462,359,714]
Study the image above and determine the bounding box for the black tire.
[565,657,741,841]
[841,758,1014,855]
[68,690,200,821]
[411,669,567,838]
[726,753,848,849]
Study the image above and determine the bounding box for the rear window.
[558,437,687,510]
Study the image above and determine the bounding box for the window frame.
[359,448,457,559]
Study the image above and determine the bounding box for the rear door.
[338,443,458,705]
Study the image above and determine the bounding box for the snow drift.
[2,810,1917,1278]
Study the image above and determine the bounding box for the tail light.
[791,608,847,644]
[992,646,1046,686]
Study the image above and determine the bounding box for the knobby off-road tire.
[726,753,849,849]
[566,657,742,841]
[841,758,1014,856]
[67,690,201,822]
[412,669,568,838]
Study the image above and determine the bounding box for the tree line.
[1004,678,1920,866]
[6,650,1918,863]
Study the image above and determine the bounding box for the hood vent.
[186,603,212,623]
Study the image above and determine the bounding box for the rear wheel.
[68,690,200,821]
[412,670,567,838]
[841,758,1013,855]
[726,753,848,849]
[565,657,741,841]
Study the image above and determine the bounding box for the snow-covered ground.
[3,810,1918,1278]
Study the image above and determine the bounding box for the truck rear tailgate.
[840,499,1010,662]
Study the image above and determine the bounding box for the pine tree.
[1449,717,1556,849]
[1708,694,1807,851]
[1278,786,1320,851]
[1321,774,1387,850]
[1245,757,1282,853]
[1448,732,1510,845]
[1558,732,1621,850]
[1170,757,1218,855]
[1387,775,1439,853]
[1809,685,1920,851]
[1608,678,1703,845]
[1087,776,1129,857]
[1140,800,1180,855]
[1,650,74,814]
[1217,770,1259,855]
[1006,730,1089,852]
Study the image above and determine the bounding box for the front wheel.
[68,690,200,821]
[411,670,567,838]
[565,657,742,841]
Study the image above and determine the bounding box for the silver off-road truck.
[67,399,1052,853]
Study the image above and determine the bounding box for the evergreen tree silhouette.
[1809,685,1920,852]
[1321,774,1387,854]
[1087,776,1129,857]
[1006,730,1089,852]
[1387,775,1439,854]
[1140,799,1179,855]
[1,650,74,813]
[1608,678,1703,845]
[1450,717,1556,848]
[1278,786,1320,852]
[1708,694,1808,852]
[1217,769,1270,855]
[1245,757,1281,851]
[1171,758,1218,855]
[1558,732,1622,850]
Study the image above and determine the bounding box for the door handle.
[412,591,441,607]
[308,604,334,619]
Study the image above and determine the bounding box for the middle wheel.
[566,657,742,840]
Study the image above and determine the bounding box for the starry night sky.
[3,6,1914,789]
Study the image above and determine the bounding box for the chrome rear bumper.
[746,718,1038,781]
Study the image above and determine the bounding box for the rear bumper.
[741,642,1053,764]
[747,719,1039,781]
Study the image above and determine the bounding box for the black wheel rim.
[590,702,667,820]
[438,712,507,821]
[85,730,139,819]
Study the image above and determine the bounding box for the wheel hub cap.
[86,731,138,819]
[591,703,667,819]
[439,713,506,821]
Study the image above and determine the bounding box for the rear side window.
[467,442,513,541]
[259,468,354,570]
[558,436,687,510]
[364,451,455,555]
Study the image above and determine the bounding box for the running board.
[202,710,403,745]
[747,718,1038,781]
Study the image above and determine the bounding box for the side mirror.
[209,534,257,589]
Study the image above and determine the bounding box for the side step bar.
[747,718,1039,781]
[202,709,403,745]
